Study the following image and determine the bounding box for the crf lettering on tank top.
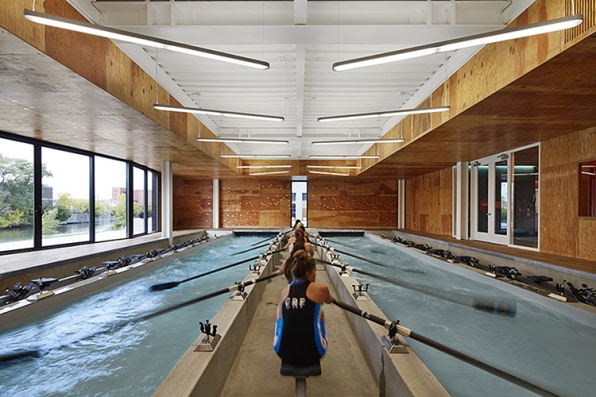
[285,297,306,310]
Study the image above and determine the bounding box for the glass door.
[472,155,509,244]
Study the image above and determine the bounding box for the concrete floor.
[219,258,380,397]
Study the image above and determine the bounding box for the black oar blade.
[0,349,43,365]
[149,281,181,292]
[473,296,517,317]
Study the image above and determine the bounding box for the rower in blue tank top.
[273,252,335,366]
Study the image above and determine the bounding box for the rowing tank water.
[0,233,276,396]
[322,233,596,397]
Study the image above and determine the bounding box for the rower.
[273,252,335,396]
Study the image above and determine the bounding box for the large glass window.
[133,166,146,235]
[0,133,159,254]
[0,138,35,251]
[512,146,539,248]
[95,156,127,242]
[291,181,307,227]
[41,148,91,246]
[148,170,158,233]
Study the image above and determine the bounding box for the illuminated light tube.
[309,170,350,176]
[154,104,284,122]
[24,9,270,70]
[318,106,450,122]
[308,155,380,160]
[249,170,290,176]
[333,15,583,71]
[221,154,292,159]
[237,165,292,169]
[197,137,289,145]
[311,138,405,145]
[306,165,362,170]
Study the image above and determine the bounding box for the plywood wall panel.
[173,177,213,228]
[220,179,291,228]
[45,0,108,89]
[405,168,452,236]
[540,127,596,260]
[578,219,596,261]
[309,179,397,229]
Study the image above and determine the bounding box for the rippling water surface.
[323,234,596,397]
[0,234,274,396]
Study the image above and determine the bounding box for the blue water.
[323,234,596,397]
[0,234,276,396]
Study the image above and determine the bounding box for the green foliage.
[42,207,60,234]
[111,193,127,228]
[55,204,71,223]
[133,203,144,218]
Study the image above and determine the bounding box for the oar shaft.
[334,300,559,397]
[182,247,284,283]
[313,241,387,268]
[142,272,277,322]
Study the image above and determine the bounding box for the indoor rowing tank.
[317,233,596,397]
[0,232,277,396]
[1,230,594,397]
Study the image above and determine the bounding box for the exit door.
[471,155,509,245]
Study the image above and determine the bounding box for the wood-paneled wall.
[173,177,213,228]
[220,179,291,228]
[405,168,453,235]
[541,127,596,260]
[308,179,398,229]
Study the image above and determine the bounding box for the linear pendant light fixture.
[237,165,292,169]
[197,137,289,145]
[309,170,350,177]
[308,155,380,160]
[221,154,292,159]
[154,104,284,122]
[333,15,583,71]
[318,106,450,123]
[24,9,270,70]
[249,170,290,176]
[312,138,404,145]
[307,165,362,170]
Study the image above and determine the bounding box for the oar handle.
[333,300,559,397]
[333,300,392,328]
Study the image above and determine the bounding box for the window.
[512,146,539,248]
[148,170,158,232]
[291,181,307,227]
[0,133,160,254]
[41,148,91,246]
[579,160,596,217]
[95,156,127,242]
[0,138,34,251]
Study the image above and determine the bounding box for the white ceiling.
[68,0,535,160]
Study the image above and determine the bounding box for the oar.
[149,247,284,291]
[250,235,277,246]
[0,272,279,365]
[231,242,273,256]
[333,300,559,397]
[319,259,516,316]
[312,241,389,269]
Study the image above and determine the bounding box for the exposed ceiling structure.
[1,1,594,179]
[79,0,532,160]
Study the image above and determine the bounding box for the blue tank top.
[273,280,327,366]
